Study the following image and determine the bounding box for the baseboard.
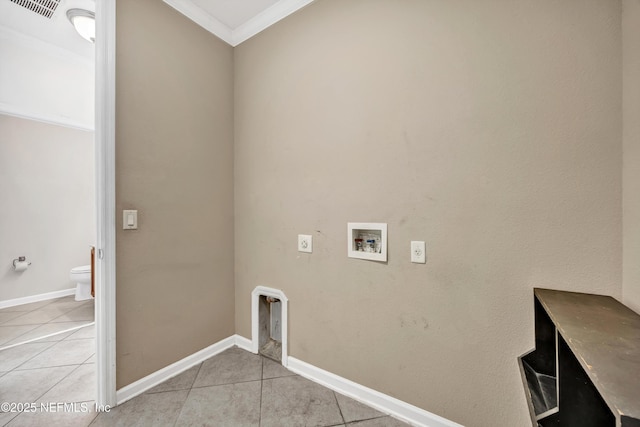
[116,335,236,405]
[0,288,75,310]
[114,335,461,427]
[234,334,253,352]
[287,357,462,427]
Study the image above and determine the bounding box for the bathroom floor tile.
[260,375,344,427]
[0,325,39,347]
[175,381,261,426]
[49,305,94,323]
[147,364,201,394]
[262,357,295,380]
[63,324,95,341]
[0,300,54,313]
[1,322,90,348]
[0,312,28,325]
[0,342,54,371]
[2,311,64,327]
[335,392,386,423]
[90,390,189,427]
[193,347,262,388]
[37,364,94,404]
[0,411,19,426]
[5,405,98,427]
[38,302,82,317]
[17,339,94,370]
[0,366,76,403]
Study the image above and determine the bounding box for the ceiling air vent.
[9,0,61,19]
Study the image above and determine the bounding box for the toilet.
[70,265,92,301]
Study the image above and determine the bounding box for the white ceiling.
[0,0,96,59]
[0,0,313,60]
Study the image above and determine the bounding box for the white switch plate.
[298,234,312,253]
[411,241,426,263]
[123,210,138,230]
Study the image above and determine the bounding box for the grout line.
[259,357,264,427]
[172,390,190,427]
[25,363,85,410]
[189,362,203,389]
[13,362,87,372]
[333,390,346,425]
[2,340,58,371]
[189,377,263,391]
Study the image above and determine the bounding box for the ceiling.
[0,0,96,59]
[0,0,314,59]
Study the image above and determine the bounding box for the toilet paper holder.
[12,256,31,269]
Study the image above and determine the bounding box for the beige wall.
[115,0,234,387]
[234,1,622,426]
[623,0,640,313]
[0,115,94,301]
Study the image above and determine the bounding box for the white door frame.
[95,0,117,408]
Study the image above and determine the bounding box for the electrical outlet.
[298,234,312,253]
[411,241,426,263]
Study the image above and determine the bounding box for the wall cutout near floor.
[252,286,288,367]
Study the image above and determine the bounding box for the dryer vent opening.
[259,295,282,362]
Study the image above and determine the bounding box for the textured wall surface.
[115,0,234,387]
[0,115,94,301]
[623,0,640,313]
[234,1,622,425]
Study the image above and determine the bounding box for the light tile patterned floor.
[1,298,409,426]
[0,296,94,349]
[94,347,409,427]
[1,345,410,426]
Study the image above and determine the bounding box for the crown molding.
[163,0,233,45]
[232,0,315,45]
[163,0,315,47]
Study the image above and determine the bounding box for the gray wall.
[0,115,94,302]
[115,0,235,387]
[623,0,640,312]
[233,1,622,426]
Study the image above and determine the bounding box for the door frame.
[95,0,117,408]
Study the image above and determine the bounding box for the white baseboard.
[0,288,76,310]
[114,334,461,427]
[234,334,253,352]
[287,357,463,427]
[116,335,236,405]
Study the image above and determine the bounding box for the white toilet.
[70,265,93,301]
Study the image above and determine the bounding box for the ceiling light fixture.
[66,8,95,43]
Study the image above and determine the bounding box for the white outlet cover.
[411,241,426,263]
[298,234,312,253]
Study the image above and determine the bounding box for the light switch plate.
[123,210,138,230]
[411,241,426,263]
[298,234,312,253]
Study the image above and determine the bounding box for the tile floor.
[0,296,96,426]
[1,298,408,426]
[1,346,410,427]
[0,296,94,349]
